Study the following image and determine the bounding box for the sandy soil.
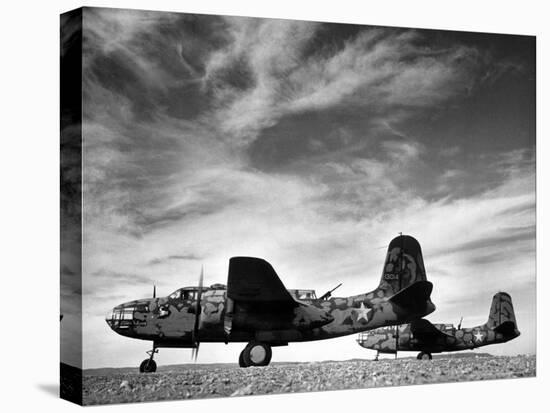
[82,354,535,405]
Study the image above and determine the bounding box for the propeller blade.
[198,265,204,295]
[193,343,200,361]
[190,342,201,362]
[192,266,204,358]
[153,285,156,298]
[223,298,234,340]
[395,325,398,359]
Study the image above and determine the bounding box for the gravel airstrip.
[82,354,535,405]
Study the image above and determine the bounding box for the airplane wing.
[227,257,298,307]
[410,319,453,343]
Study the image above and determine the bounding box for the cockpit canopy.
[288,289,317,300]
[168,288,197,301]
[168,284,227,300]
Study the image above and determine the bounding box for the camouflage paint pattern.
[106,235,436,348]
[356,292,520,354]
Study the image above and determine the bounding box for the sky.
[71,7,535,368]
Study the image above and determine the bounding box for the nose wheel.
[239,341,272,367]
[416,351,432,360]
[139,347,158,373]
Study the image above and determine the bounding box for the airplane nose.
[105,305,129,331]
[106,303,145,334]
[106,308,116,330]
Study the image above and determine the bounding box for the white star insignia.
[356,303,370,323]
[474,331,484,342]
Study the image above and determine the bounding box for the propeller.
[394,325,399,359]
[458,316,463,330]
[191,266,204,361]
[223,298,234,341]
[153,285,156,298]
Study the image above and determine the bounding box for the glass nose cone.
[105,309,116,329]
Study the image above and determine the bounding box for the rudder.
[377,235,428,296]
[485,292,519,336]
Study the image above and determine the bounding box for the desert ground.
[81,354,535,405]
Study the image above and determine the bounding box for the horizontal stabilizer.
[388,280,433,313]
[494,321,520,336]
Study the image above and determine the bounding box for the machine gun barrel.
[320,283,342,300]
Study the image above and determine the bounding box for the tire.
[238,350,247,368]
[242,342,272,367]
[139,359,157,373]
[416,352,432,360]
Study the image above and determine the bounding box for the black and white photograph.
[59,5,537,406]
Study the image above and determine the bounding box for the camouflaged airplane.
[106,234,435,372]
[356,292,519,360]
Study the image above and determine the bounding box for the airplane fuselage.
[106,284,435,348]
[357,323,519,354]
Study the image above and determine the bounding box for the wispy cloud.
[205,25,485,146]
[148,254,201,265]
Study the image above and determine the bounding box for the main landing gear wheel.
[140,347,158,373]
[417,351,432,360]
[238,350,246,368]
[240,342,272,367]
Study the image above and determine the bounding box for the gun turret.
[320,283,342,300]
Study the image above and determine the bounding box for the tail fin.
[377,235,428,296]
[485,292,520,337]
[374,235,435,316]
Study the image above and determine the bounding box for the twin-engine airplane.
[357,292,520,360]
[106,235,435,372]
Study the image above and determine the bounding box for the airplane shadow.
[36,383,59,398]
